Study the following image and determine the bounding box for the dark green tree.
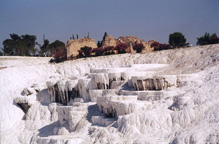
[40,39,50,56]
[3,39,15,55]
[97,41,102,47]
[103,32,108,41]
[21,34,36,56]
[197,33,219,45]
[53,46,67,63]
[0,50,3,56]
[49,40,65,56]
[10,34,21,42]
[169,32,187,48]
[3,34,36,56]
[197,32,210,45]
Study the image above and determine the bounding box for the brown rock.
[66,38,97,58]
[147,40,157,51]
[101,35,117,47]
[102,36,154,53]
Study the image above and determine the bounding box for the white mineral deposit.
[1,44,219,144]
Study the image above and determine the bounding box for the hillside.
[0,44,219,144]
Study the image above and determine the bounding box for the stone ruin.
[66,35,156,59]
[66,38,97,58]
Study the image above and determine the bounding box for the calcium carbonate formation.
[1,44,219,144]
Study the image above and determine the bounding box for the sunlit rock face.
[101,35,154,53]
[66,38,97,58]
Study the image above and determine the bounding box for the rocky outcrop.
[101,35,117,47]
[101,35,153,53]
[66,38,97,58]
[118,36,152,53]
[66,35,154,58]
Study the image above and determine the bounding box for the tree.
[3,34,36,56]
[169,32,187,48]
[40,40,65,57]
[10,34,21,42]
[97,41,102,47]
[49,40,65,56]
[3,39,15,55]
[103,32,108,41]
[197,33,219,45]
[53,47,67,63]
[21,34,36,55]
[0,50,3,56]
[40,39,50,56]
[71,34,75,40]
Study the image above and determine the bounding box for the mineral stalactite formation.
[47,79,80,105]
[46,64,185,119]
[17,103,30,114]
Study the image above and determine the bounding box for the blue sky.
[0,0,218,49]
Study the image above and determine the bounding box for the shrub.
[133,43,145,53]
[150,41,160,50]
[114,43,128,54]
[77,50,84,58]
[150,42,171,51]
[104,46,114,55]
[169,32,187,48]
[159,43,171,50]
[53,48,67,63]
[92,47,104,56]
[79,46,92,57]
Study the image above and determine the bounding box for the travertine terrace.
[0,44,219,144]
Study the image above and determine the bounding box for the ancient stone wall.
[102,36,154,53]
[66,38,97,58]
[101,35,117,47]
[66,36,155,58]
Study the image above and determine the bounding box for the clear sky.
[0,0,218,49]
